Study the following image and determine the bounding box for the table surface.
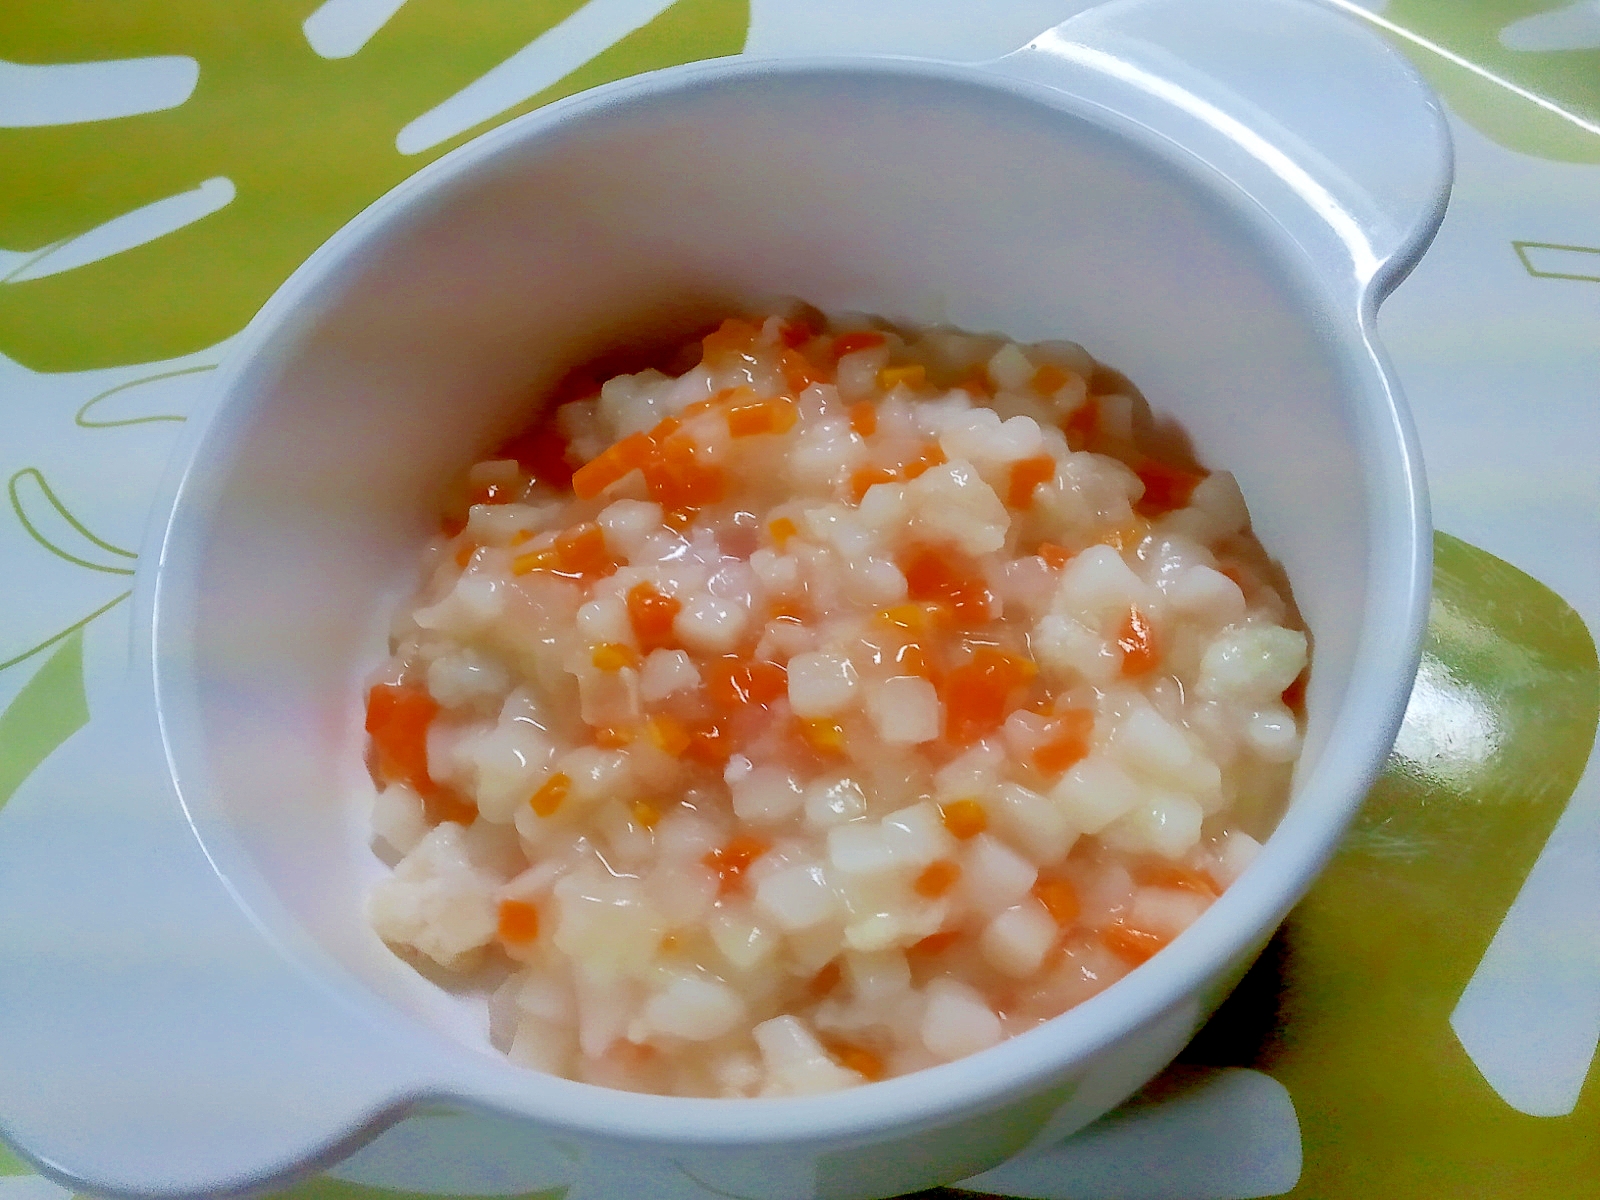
[1,2,1597,1197]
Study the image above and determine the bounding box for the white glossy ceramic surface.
[0,0,1447,1196]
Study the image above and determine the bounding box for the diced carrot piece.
[1064,398,1098,444]
[641,436,725,508]
[808,960,842,997]
[745,660,788,704]
[849,465,899,503]
[454,542,477,569]
[832,330,886,358]
[943,669,1009,743]
[497,898,540,943]
[496,422,573,489]
[644,714,691,758]
[682,720,730,766]
[878,603,925,631]
[914,859,962,898]
[529,771,570,817]
[1282,669,1308,711]
[571,430,654,500]
[652,416,688,446]
[1030,363,1071,396]
[627,581,681,652]
[974,646,1037,689]
[942,647,1036,742]
[365,683,438,793]
[592,726,634,749]
[900,441,947,481]
[909,930,962,957]
[727,395,799,438]
[555,522,612,576]
[1099,523,1143,552]
[592,643,639,672]
[1036,542,1072,570]
[704,834,770,895]
[1134,460,1205,516]
[1116,606,1159,676]
[768,516,799,548]
[707,657,787,711]
[466,480,517,507]
[663,506,697,531]
[877,602,951,634]
[631,800,661,828]
[768,599,807,622]
[659,931,681,953]
[779,316,818,348]
[701,317,760,365]
[441,514,467,538]
[1134,863,1220,898]
[779,349,818,393]
[878,364,926,391]
[822,1037,886,1081]
[1102,923,1170,966]
[1007,454,1056,509]
[848,401,878,438]
[1033,878,1080,927]
[1032,709,1094,776]
[958,367,993,398]
[796,717,847,757]
[940,799,988,840]
[423,786,478,827]
[510,546,562,576]
[678,396,725,423]
[902,548,994,624]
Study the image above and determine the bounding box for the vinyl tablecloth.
[1,2,1597,1197]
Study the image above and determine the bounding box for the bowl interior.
[157,63,1394,1085]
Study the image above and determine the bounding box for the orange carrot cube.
[701,317,760,365]
[528,771,570,817]
[1032,709,1094,776]
[832,330,886,358]
[555,522,612,576]
[591,643,639,672]
[1030,363,1071,395]
[1116,606,1159,676]
[768,516,799,548]
[365,683,438,794]
[644,714,691,758]
[727,396,798,438]
[940,798,989,839]
[1033,878,1081,927]
[878,364,926,391]
[571,431,654,500]
[1007,454,1056,509]
[1134,460,1205,516]
[1037,542,1072,570]
[1102,923,1169,966]
[497,899,540,943]
[626,581,681,651]
[914,859,962,898]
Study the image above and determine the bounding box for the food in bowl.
[361,308,1308,1098]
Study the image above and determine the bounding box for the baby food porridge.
[363,307,1308,1097]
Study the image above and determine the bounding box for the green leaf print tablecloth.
[2,2,1597,1197]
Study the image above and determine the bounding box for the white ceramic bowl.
[0,0,1448,1196]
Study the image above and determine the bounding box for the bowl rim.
[147,48,1433,1147]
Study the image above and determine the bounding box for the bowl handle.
[985,0,1453,305]
[0,678,441,1198]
